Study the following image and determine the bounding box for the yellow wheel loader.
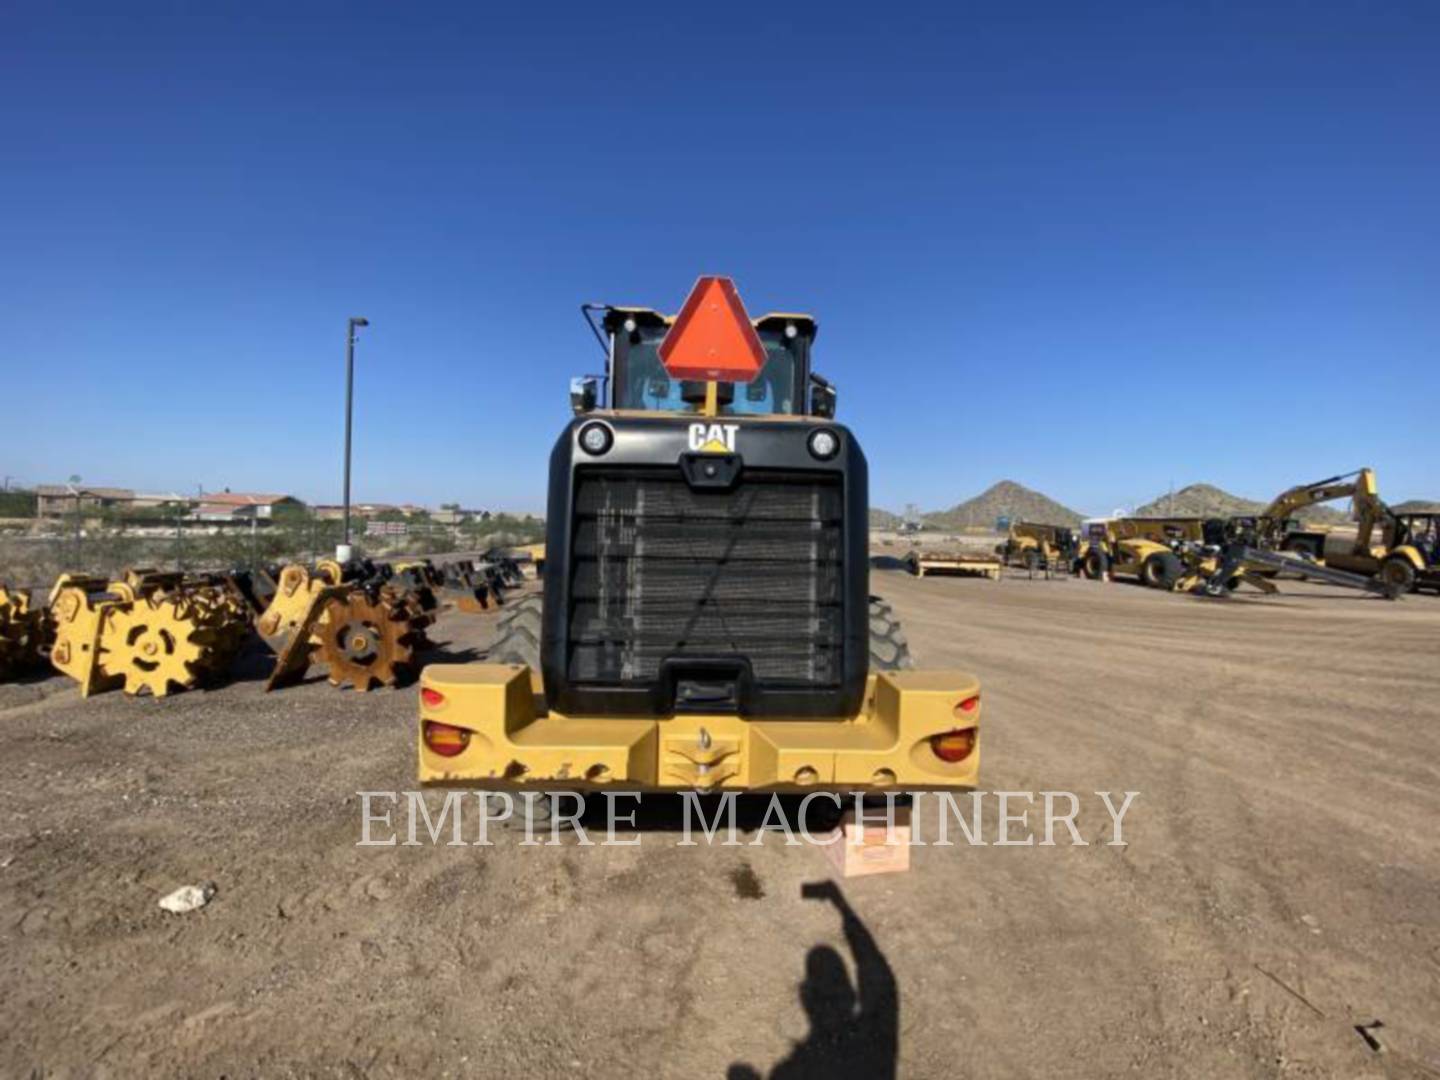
[418,277,983,795]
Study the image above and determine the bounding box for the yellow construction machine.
[997,521,1078,576]
[1078,512,1396,600]
[1078,517,1209,589]
[1383,511,1440,594]
[417,277,984,795]
[1252,468,1437,593]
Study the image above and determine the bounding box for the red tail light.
[955,694,980,715]
[420,687,445,709]
[423,721,469,757]
[931,729,976,764]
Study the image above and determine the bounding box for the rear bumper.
[417,665,983,792]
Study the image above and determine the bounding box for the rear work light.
[423,721,469,758]
[931,729,976,764]
[420,687,445,709]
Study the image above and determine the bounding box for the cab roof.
[603,306,818,341]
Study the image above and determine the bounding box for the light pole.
[68,473,82,569]
[342,316,369,559]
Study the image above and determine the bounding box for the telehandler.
[997,521,1079,576]
[417,277,984,794]
[1079,517,1217,589]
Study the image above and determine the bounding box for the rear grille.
[568,468,844,687]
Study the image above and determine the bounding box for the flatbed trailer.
[906,549,1003,581]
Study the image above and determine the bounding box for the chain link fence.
[0,511,544,592]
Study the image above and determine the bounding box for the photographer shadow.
[728,881,898,1080]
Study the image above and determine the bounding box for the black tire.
[504,790,594,833]
[489,604,542,667]
[1083,551,1104,580]
[1380,556,1417,593]
[1141,552,1183,590]
[513,791,555,827]
[868,596,914,671]
[497,593,542,629]
[1283,537,1320,561]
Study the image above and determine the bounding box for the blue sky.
[2,2,1436,515]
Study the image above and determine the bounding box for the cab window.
[614,326,800,415]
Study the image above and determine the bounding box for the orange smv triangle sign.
[657,276,769,383]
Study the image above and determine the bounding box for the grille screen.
[568,469,844,686]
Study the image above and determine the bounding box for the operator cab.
[1395,513,1440,561]
[573,306,835,419]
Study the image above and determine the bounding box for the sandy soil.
[1,571,1438,1078]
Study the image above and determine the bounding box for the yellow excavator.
[1248,468,1436,593]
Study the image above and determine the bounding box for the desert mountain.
[924,481,1083,530]
[1133,483,1349,524]
[1133,484,1263,518]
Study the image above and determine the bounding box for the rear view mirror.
[810,373,836,418]
[570,375,600,414]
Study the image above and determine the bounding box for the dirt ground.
[2,569,1438,1078]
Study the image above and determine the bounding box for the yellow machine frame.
[1082,518,1198,587]
[419,664,983,793]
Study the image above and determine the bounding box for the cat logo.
[688,422,740,454]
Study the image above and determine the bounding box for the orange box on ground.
[819,806,912,878]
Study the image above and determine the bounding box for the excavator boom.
[1254,467,1392,549]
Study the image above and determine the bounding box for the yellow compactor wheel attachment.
[98,597,208,697]
[313,593,418,692]
[0,585,53,679]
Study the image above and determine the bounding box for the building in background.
[430,506,486,525]
[35,484,135,519]
[192,492,302,523]
[130,492,192,512]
